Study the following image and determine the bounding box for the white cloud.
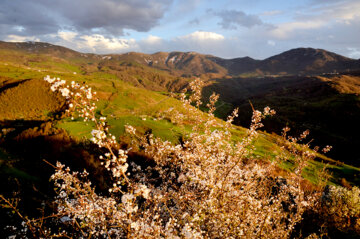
[270,20,325,39]
[177,31,225,41]
[5,35,40,42]
[79,35,138,52]
[58,31,77,42]
[307,0,360,21]
[50,32,140,53]
[142,35,163,45]
[347,48,360,59]
[270,0,360,40]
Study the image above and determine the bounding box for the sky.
[1,0,360,59]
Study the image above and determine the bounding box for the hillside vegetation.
[0,74,359,237]
[204,73,360,166]
[0,41,360,238]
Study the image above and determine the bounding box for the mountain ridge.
[1,41,359,77]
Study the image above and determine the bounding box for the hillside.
[259,48,359,75]
[0,41,190,92]
[0,52,358,187]
[204,72,360,166]
[1,41,359,80]
[1,43,360,238]
[0,40,360,170]
[102,47,360,77]
[0,78,65,121]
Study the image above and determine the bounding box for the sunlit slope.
[0,42,189,92]
[0,63,359,186]
[0,77,65,121]
[0,62,199,142]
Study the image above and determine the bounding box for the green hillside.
[0,58,359,188]
[1,47,360,238]
[0,42,190,92]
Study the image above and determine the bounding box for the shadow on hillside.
[0,119,106,197]
[0,119,155,222]
[0,119,45,134]
[0,79,30,94]
[0,120,105,226]
[204,75,360,167]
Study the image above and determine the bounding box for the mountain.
[99,51,228,78]
[103,48,360,77]
[206,56,260,76]
[0,41,189,92]
[0,41,92,59]
[259,48,359,75]
[1,41,359,78]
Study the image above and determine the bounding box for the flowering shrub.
[319,185,360,234]
[1,76,359,238]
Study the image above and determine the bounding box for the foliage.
[2,76,359,238]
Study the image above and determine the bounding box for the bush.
[1,76,359,238]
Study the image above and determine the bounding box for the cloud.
[270,0,360,39]
[0,1,59,36]
[297,0,360,23]
[138,35,164,52]
[261,0,360,59]
[260,10,283,17]
[166,31,246,58]
[0,0,172,37]
[3,30,228,56]
[212,10,264,29]
[177,31,225,41]
[347,48,360,59]
[270,20,326,39]
[142,35,163,45]
[58,31,77,42]
[2,0,360,60]
[41,31,140,53]
[5,35,40,42]
[78,35,138,52]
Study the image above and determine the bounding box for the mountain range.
[0,41,360,167]
[1,41,359,78]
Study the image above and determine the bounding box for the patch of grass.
[108,117,187,143]
[0,78,65,121]
[56,120,95,139]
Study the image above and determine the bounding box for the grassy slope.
[0,53,359,186]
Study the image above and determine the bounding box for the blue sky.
[1,0,360,59]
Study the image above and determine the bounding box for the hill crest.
[1,41,359,77]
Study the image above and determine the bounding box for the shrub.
[320,185,360,234]
[1,76,358,238]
